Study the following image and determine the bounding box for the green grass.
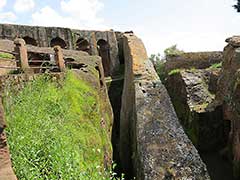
[3,71,116,180]
[0,52,14,59]
[209,62,222,69]
[168,68,181,76]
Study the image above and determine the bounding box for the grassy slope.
[4,71,113,180]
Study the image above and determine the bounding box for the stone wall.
[0,24,120,76]
[120,33,210,179]
[165,69,225,152]
[216,36,240,177]
[164,51,223,73]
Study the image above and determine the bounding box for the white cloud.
[32,6,78,28]
[0,0,7,11]
[14,0,35,13]
[0,12,17,23]
[61,0,104,23]
[31,0,107,30]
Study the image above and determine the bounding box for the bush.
[164,44,184,57]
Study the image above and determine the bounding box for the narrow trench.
[107,38,134,179]
[189,107,236,180]
[108,78,124,177]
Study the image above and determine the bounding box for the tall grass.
[3,71,115,180]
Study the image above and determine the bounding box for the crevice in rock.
[196,106,235,180]
[108,77,125,177]
[164,69,237,180]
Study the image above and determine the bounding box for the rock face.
[164,51,223,74]
[165,69,226,151]
[216,36,240,177]
[0,24,120,76]
[120,33,210,179]
[0,95,16,180]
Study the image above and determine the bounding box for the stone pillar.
[54,46,65,72]
[14,38,32,73]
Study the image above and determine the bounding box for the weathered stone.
[0,24,120,76]
[0,132,17,180]
[165,69,225,151]
[216,42,240,178]
[120,33,210,179]
[225,36,240,47]
[164,51,223,73]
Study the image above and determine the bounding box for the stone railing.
[0,38,65,75]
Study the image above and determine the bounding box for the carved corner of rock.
[53,45,61,51]
[14,38,25,46]
[225,36,240,47]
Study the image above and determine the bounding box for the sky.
[0,0,239,55]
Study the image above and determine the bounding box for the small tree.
[149,53,161,66]
[233,0,240,12]
[149,53,166,82]
[164,44,184,57]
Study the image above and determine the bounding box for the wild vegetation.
[164,44,184,57]
[208,62,222,69]
[3,71,120,180]
[0,52,14,59]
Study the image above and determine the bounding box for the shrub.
[164,44,184,57]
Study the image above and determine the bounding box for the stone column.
[14,38,32,73]
[54,46,65,72]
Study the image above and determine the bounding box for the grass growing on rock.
[3,71,115,180]
[0,52,14,59]
[168,68,182,76]
[208,62,222,69]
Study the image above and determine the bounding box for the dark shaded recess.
[107,46,126,177]
[76,38,91,54]
[95,66,104,88]
[117,37,125,65]
[27,52,54,73]
[23,36,38,46]
[201,119,236,180]
[97,39,110,77]
[50,37,67,49]
[194,107,235,180]
[108,78,124,177]
[64,58,88,70]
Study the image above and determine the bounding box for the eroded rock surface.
[216,36,240,177]
[120,33,210,180]
[165,69,225,151]
[164,51,223,74]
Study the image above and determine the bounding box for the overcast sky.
[0,0,239,55]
